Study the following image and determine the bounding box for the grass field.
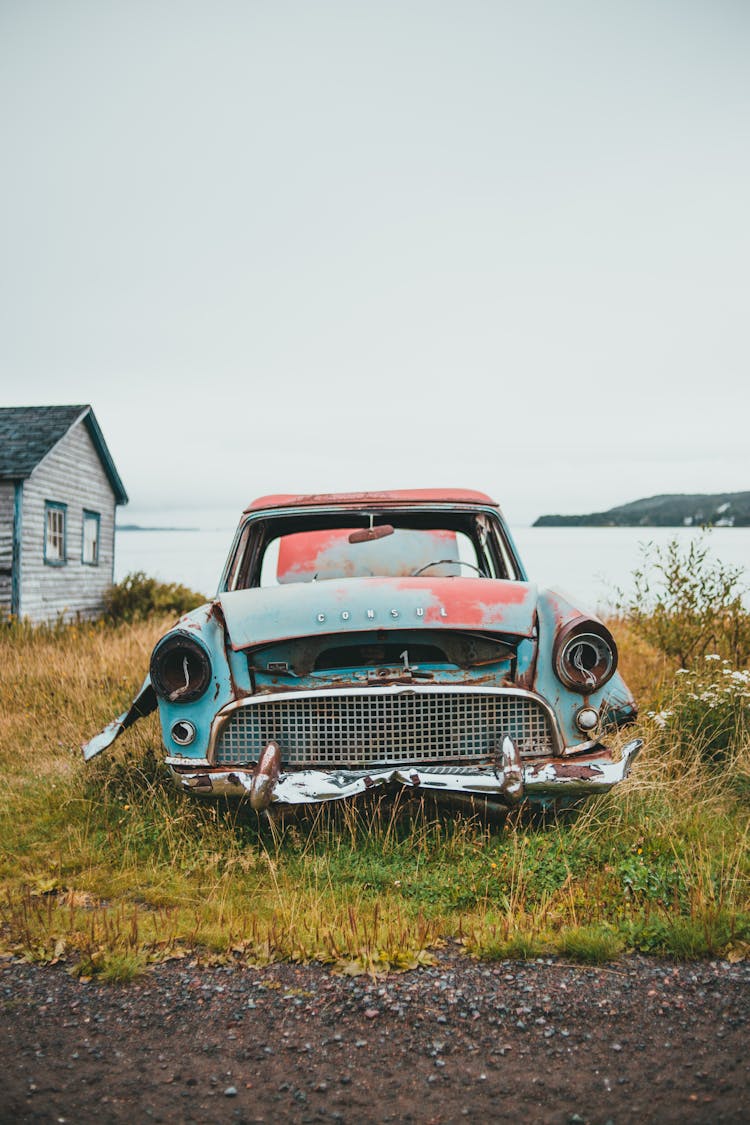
[1,615,748,980]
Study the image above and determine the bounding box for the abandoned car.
[85,489,642,809]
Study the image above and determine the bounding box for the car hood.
[218,577,539,651]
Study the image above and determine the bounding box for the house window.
[82,510,101,565]
[44,502,67,565]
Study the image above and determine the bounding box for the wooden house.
[0,405,128,623]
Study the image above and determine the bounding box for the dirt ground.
[1,952,747,1124]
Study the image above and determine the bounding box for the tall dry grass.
[0,616,747,978]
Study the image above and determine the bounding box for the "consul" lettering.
[315,606,448,624]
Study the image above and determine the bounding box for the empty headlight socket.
[150,633,212,703]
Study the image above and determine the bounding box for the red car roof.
[244,488,498,513]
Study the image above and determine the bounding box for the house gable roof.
[0,405,128,504]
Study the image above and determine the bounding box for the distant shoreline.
[116,524,200,533]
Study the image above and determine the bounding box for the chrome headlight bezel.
[554,619,618,694]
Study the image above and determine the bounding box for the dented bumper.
[168,738,643,808]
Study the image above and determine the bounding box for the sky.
[1,0,748,525]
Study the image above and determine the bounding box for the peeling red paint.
[393,578,532,629]
[381,577,530,603]
[245,489,497,513]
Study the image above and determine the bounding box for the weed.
[645,657,750,766]
[617,532,750,667]
[556,925,623,963]
[102,572,206,623]
[94,950,148,983]
[465,926,546,961]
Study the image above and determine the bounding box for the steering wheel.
[411,559,489,578]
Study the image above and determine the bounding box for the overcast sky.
[1,0,748,525]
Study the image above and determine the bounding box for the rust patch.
[211,600,250,701]
[551,762,605,780]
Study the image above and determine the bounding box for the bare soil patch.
[1,952,748,1124]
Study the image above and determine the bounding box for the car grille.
[213,688,557,768]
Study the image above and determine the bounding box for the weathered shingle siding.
[20,420,117,623]
[0,481,15,614]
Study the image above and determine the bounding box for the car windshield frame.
[219,504,525,593]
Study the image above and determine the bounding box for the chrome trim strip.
[168,738,643,804]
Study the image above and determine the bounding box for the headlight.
[171,719,197,745]
[150,634,212,703]
[554,619,617,694]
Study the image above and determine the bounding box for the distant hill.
[533,492,750,528]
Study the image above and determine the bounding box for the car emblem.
[315,605,447,623]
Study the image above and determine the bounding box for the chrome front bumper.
[169,738,643,807]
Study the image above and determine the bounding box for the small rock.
[224,1086,237,1097]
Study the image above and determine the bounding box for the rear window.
[259,528,482,586]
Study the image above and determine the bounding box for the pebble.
[3,953,749,1119]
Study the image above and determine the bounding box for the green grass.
[556,925,623,964]
[0,617,748,977]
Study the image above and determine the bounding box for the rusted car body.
[85,489,642,810]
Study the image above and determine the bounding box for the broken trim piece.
[82,677,157,760]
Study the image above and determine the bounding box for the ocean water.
[114,515,750,612]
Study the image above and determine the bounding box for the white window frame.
[82,510,101,566]
[44,501,67,566]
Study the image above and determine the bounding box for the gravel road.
[1,952,747,1124]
